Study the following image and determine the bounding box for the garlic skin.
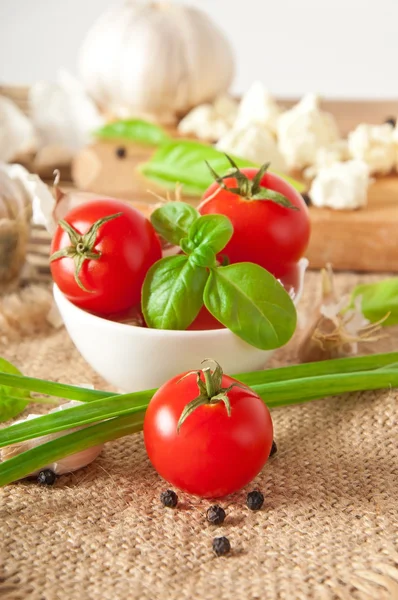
[0,401,104,476]
[0,163,32,220]
[234,81,282,134]
[348,123,395,175]
[304,140,350,179]
[0,95,37,162]
[277,94,340,170]
[29,70,104,158]
[0,162,33,285]
[216,125,287,172]
[298,267,384,363]
[78,2,235,123]
[309,160,370,210]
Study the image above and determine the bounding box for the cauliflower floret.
[178,95,238,141]
[213,95,238,127]
[216,124,287,172]
[304,139,350,179]
[348,123,395,175]
[277,94,340,170]
[309,160,370,210]
[234,81,282,134]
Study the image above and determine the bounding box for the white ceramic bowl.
[54,259,308,392]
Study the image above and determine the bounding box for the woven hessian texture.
[1,271,397,600]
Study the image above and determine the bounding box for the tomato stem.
[176,360,246,432]
[50,212,123,293]
[206,155,298,209]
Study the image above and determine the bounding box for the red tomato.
[199,168,310,280]
[144,367,273,498]
[50,198,161,315]
[187,306,224,330]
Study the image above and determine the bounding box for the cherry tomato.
[199,167,310,280]
[50,198,161,315]
[144,364,273,498]
[187,306,224,330]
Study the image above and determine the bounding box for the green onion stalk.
[0,352,398,487]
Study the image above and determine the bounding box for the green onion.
[0,372,114,402]
[253,366,398,407]
[235,352,398,386]
[0,413,144,487]
[0,391,153,448]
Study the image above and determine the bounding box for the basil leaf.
[142,255,208,330]
[0,359,31,422]
[94,119,169,146]
[140,140,304,196]
[203,263,297,350]
[351,278,398,326]
[188,214,233,254]
[150,202,200,246]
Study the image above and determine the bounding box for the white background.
[1,0,397,98]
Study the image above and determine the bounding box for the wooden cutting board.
[27,98,398,275]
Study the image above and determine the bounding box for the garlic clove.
[0,400,104,477]
[29,69,104,154]
[0,95,37,162]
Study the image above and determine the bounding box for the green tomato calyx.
[176,359,245,433]
[49,212,122,293]
[206,155,299,209]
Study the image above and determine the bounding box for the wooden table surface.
[2,84,396,276]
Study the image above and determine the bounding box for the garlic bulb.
[0,95,37,162]
[78,1,235,123]
[29,70,104,159]
[298,266,385,363]
[0,401,104,476]
[0,163,33,285]
[277,94,340,170]
[216,125,287,172]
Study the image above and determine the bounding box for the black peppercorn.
[212,536,231,556]
[246,490,264,511]
[301,192,312,206]
[384,117,396,128]
[206,505,226,525]
[37,469,57,486]
[270,439,277,457]
[160,489,178,508]
[115,146,127,159]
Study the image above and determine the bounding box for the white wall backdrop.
[1,0,397,98]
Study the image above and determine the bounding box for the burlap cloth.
[0,271,397,600]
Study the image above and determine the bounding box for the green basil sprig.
[140,139,305,196]
[142,203,297,350]
[350,278,398,327]
[94,119,169,146]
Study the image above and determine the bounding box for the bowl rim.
[53,258,308,339]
